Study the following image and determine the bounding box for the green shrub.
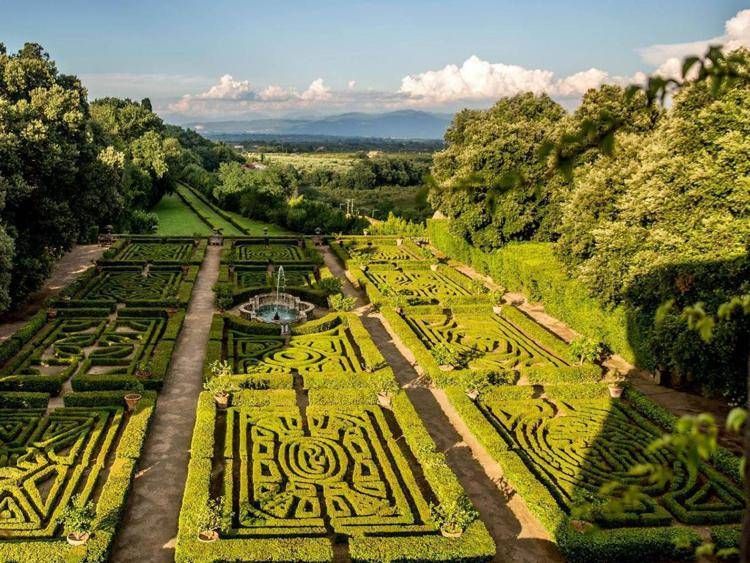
[327,292,356,311]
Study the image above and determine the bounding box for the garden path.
[322,247,564,563]
[447,257,743,452]
[111,245,221,562]
[0,244,104,341]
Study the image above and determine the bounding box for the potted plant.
[431,343,462,372]
[134,361,152,380]
[393,294,410,315]
[124,382,144,412]
[490,290,504,315]
[59,496,95,546]
[431,494,478,538]
[181,263,190,275]
[396,237,403,246]
[197,497,225,543]
[377,381,399,408]
[606,369,626,398]
[206,361,238,408]
[47,308,58,320]
[430,262,440,272]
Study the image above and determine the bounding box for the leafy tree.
[430,93,567,247]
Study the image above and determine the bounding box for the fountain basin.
[239,293,315,324]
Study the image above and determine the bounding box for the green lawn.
[153,194,212,236]
[154,188,292,237]
[175,185,243,235]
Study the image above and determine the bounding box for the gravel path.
[0,244,104,341]
[111,245,220,562]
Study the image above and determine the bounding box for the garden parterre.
[0,307,184,393]
[103,236,207,264]
[0,235,198,559]
[0,391,156,561]
[178,384,494,561]
[342,235,745,561]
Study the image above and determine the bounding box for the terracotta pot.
[430,264,439,272]
[439,364,455,372]
[396,238,403,246]
[608,385,624,399]
[124,393,142,411]
[439,525,463,538]
[214,392,230,409]
[66,532,90,546]
[394,307,403,315]
[47,309,58,320]
[492,305,503,315]
[198,530,219,543]
[181,265,189,275]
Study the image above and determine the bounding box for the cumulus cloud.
[348,80,357,89]
[299,78,332,101]
[638,9,750,79]
[197,74,255,100]
[398,55,636,103]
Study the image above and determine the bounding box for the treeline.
[430,51,750,400]
[209,162,367,234]
[301,154,430,190]
[215,134,443,153]
[0,43,240,313]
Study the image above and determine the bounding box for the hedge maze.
[333,237,428,264]
[179,306,494,561]
[342,235,745,560]
[0,235,196,560]
[103,236,207,265]
[0,392,156,561]
[228,323,361,377]
[0,308,183,393]
[404,307,568,373]
[228,403,433,537]
[234,265,314,292]
[233,241,309,263]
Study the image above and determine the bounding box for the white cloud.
[197,74,255,100]
[258,84,294,101]
[398,55,637,103]
[639,9,750,79]
[348,80,357,89]
[300,78,332,101]
[79,73,211,99]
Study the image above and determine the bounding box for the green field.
[153,194,212,236]
[247,151,356,173]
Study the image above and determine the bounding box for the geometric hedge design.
[2,314,166,383]
[404,310,568,372]
[224,403,433,537]
[79,269,183,302]
[364,269,471,301]
[234,266,313,291]
[234,243,307,263]
[116,242,194,262]
[343,242,423,263]
[0,406,123,537]
[227,325,361,375]
[479,397,745,527]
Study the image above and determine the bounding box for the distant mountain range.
[186,110,452,140]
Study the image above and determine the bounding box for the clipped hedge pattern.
[0,393,156,561]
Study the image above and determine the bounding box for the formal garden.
[0,236,201,560]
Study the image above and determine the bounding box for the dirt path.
[449,258,743,452]
[111,245,220,563]
[0,244,104,341]
[322,248,563,562]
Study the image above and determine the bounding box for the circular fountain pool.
[239,293,315,324]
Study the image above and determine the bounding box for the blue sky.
[2,1,747,121]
